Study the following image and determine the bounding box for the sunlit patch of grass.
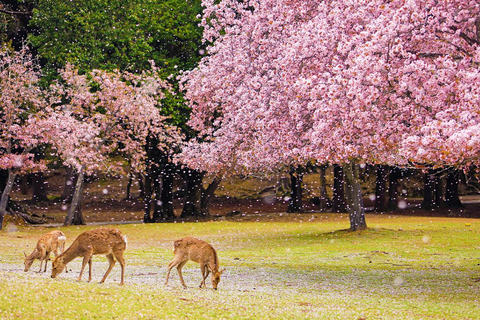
[1,215,480,319]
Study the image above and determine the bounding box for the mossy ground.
[1,214,479,319]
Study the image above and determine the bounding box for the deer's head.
[212,268,225,290]
[24,251,36,272]
[51,256,65,278]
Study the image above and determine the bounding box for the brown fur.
[51,228,126,285]
[165,237,225,289]
[24,230,66,272]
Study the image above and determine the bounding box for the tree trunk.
[181,169,204,218]
[60,166,77,203]
[125,172,134,201]
[158,173,175,221]
[0,170,17,230]
[421,169,443,210]
[287,166,304,213]
[434,172,444,208]
[374,165,388,212]
[31,172,48,203]
[387,167,401,209]
[64,168,85,226]
[318,165,330,212]
[201,176,222,215]
[150,162,176,222]
[445,169,462,208]
[343,162,367,231]
[143,172,153,223]
[332,164,346,213]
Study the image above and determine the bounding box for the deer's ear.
[24,252,27,258]
[220,268,226,275]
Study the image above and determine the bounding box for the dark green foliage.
[29,0,204,74]
[29,0,204,130]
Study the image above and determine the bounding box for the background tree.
[34,64,181,225]
[0,45,52,228]
[29,0,208,221]
[180,0,480,230]
[0,0,37,49]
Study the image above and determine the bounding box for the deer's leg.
[113,250,125,286]
[100,254,116,284]
[38,247,47,273]
[199,264,208,288]
[78,253,92,282]
[177,260,188,289]
[204,267,211,288]
[165,257,183,286]
[43,251,51,273]
[38,259,44,273]
[88,257,93,282]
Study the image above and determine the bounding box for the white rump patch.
[58,236,66,242]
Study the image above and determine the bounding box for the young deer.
[51,227,126,285]
[24,230,66,273]
[165,237,225,290]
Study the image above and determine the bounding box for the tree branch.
[0,8,32,17]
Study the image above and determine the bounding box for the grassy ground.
[1,214,479,319]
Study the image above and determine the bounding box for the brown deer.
[51,228,126,285]
[24,230,66,273]
[165,237,225,290]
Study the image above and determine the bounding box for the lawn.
[0,213,479,319]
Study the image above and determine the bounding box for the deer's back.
[38,230,65,251]
[73,228,126,255]
[174,237,216,264]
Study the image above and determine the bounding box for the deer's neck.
[209,248,220,272]
[60,244,81,264]
[28,249,40,260]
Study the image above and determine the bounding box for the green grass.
[1,214,480,319]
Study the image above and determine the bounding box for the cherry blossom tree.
[35,64,181,225]
[180,0,480,231]
[0,45,53,229]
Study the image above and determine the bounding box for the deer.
[51,227,126,285]
[165,237,225,290]
[24,230,66,273]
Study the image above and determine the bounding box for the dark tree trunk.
[287,166,304,213]
[64,168,85,226]
[0,169,17,230]
[157,172,175,221]
[422,170,435,210]
[434,172,444,208]
[143,172,154,223]
[374,165,388,212]
[151,174,162,222]
[343,162,367,231]
[31,172,48,203]
[125,172,134,201]
[201,176,222,215]
[71,201,84,225]
[181,169,204,218]
[421,169,444,210]
[387,167,401,209]
[318,165,330,212]
[445,169,462,208]
[60,166,77,203]
[332,164,346,213]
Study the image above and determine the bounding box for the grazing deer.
[51,228,126,285]
[165,237,225,290]
[24,230,66,273]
